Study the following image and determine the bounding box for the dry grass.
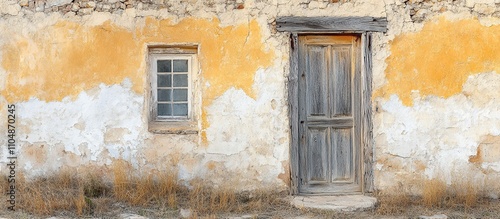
[112,160,182,207]
[0,163,289,218]
[185,179,288,216]
[375,178,486,216]
[12,171,92,216]
[3,166,498,218]
[451,181,479,208]
[422,179,447,207]
[421,179,480,209]
[375,190,412,215]
[111,162,289,216]
[374,181,413,215]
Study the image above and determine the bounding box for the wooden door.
[297,35,362,194]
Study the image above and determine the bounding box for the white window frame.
[151,55,193,121]
[147,46,199,134]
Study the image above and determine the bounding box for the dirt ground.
[1,197,500,219]
[3,169,500,219]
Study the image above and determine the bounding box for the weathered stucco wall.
[374,0,500,195]
[0,0,499,194]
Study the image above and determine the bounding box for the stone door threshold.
[291,195,377,212]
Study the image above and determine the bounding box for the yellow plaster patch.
[375,17,500,105]
[1,21,142,102]
[1,17,274,143]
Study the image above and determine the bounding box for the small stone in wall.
[102,4,111,11]
[19,0,29,7]
[79,8,93,15]
[413,9,428,22]
[95,2,103,11]
[71,3,79,11]
[125,0,135,6]
[35,1,45,12]
[466,0,475,8]
[28,0,35,9]
[2,2,21,15]
[59,4,70,13]
[86,1,97,8]
[474,3,496,15]
[46,0,72,7]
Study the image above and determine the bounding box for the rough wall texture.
[0,0,499,194]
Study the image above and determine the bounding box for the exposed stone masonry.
[8,0,359,16]
[1,0,498,22]
[400,0,500,22]
[14,0,248,16]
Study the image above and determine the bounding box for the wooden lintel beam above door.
[276,16,388,33]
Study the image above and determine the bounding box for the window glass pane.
[157,60,172,72]
[158,103,172,116]
[173,103,188,116]
[173,89,188,101]
[158,89,171,101]
[173,60,188,72]
[157,74,172,87]
[173,74,188,87]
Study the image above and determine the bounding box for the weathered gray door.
[297,35,362,194]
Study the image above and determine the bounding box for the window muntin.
[152,55,192,121]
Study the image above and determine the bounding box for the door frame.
[297,34,362,194]
[279,17,386,195]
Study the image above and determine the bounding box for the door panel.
[332,47,352,116]
[307,127,329,183]
[306,46,329,116]
[298,35,361,194]
[331,128,353,182]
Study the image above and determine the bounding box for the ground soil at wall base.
[1,169,500,218]
[0,198,499,219]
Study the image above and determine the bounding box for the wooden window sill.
[148,121,198,134]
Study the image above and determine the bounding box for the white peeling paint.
[374,72,500,189]
[14,81,144,174]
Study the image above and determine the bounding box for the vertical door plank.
[298,36,309,190]
[362,33,374,192]
[352,36,362,186]
[307,128,329,182]
[306,46,329,116]
[331,46,352,117]
[331,128,353,181]
[289,33,300,194]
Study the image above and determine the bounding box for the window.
[148,46,198,134]
[154,57,190,119]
